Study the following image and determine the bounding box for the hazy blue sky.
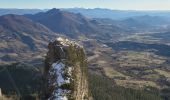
[1,0,170,10]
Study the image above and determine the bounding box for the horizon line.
[1,7,170,11]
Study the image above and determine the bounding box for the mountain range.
[1,8,170,64]
[25,8,99,38]
[1,8,170,20]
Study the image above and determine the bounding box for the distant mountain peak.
[46,8,60,14]
[25,9,98,38]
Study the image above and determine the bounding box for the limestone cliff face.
[44,37,92,100]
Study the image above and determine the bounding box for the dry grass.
[115,51,166,68]
[120,33,162,44]
[0,95,18,100]
[115,79,160,89]
[103,67,128,79]
[142,74,160,81]
[155,69,170,78]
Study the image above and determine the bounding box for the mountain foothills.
[0,8,127,64]
[0,8,170,100]
[0,14,58,64]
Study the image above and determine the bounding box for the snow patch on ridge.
[56,37,83,48]
[49,61,72,100]
[48,37,83,100]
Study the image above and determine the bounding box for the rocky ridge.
[44,37,92,100]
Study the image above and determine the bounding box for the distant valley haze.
[1,0,170,10]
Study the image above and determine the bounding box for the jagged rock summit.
[44,37,92,100]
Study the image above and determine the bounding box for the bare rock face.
[44,37,92,100]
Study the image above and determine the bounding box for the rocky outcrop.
[44,37,92,100]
